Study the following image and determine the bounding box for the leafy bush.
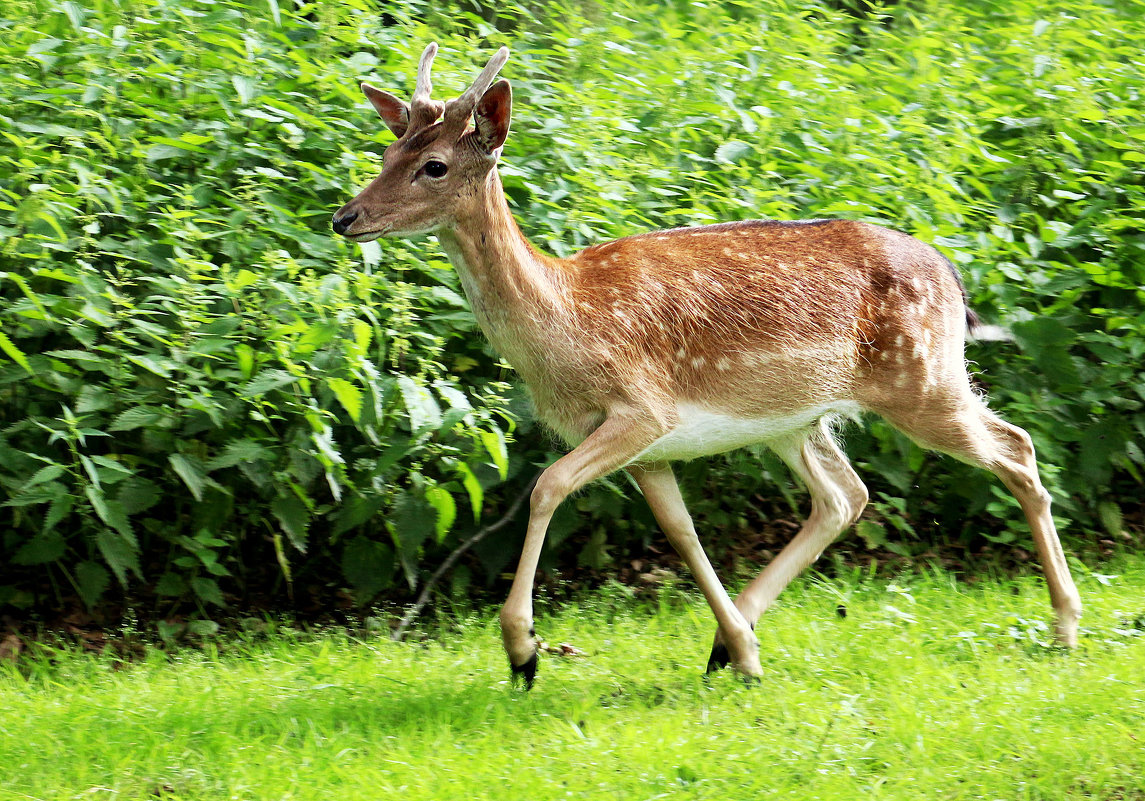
[1,0,1142,618]
[0,0,524,614]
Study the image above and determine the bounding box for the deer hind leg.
[876,391,1081,646]
[708,418,869,672]
[628,462,762,678]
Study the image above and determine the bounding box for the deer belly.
[634,402,860,463]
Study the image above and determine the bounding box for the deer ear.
[361,83,410,137]
[474,79,512,153]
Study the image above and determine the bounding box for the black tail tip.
[966,307,981,334]
[706,643,730,674]
[511,653,538,689]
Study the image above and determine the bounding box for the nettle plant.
[1,1,538,616]
[1,238,515,610]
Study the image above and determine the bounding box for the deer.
[332,43,1082,687]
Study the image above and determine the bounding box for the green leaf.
[89,455,133,484]
[118,477,161,515]
[425,485,457,542]
[76,386,112,413]
[1097,501,1123,538]
[45,349,115,372]
[3,482,64,508]
[388,490,436,590]
[397,375,442,433]
[359,239,381,268]
[188,619,220,636]
[327,377,363,423]
[0,330,33,374]
[62,1,85,32]
[480,430,509,480]
[436,384,472,429]
[271,491,310,552]
[124,353,174,377]
[157,620,184,643]
[97,529,141,586]
[341,537,395,602]
[352,319,372,353]
[13,531,66,565]
[169,454,207,501]
[26,37,63,56]
[85,485,109,524]
[856,520,888,549]
[145,135,208,154]
[21,463,65,491]
[241,369,297,397]
[208,439,272,470]
[75,561,110,609]
[234,343,255,379]
[191,577,226,607]
[1012,318,1080,387]
[715,140,752,164]
[456,463,484,522]
[43,494,74,533]
[80,455,102,491]
[331,493,386,537]
[155,572,188,597]
[109,407,164,432]
[232,74,256,104]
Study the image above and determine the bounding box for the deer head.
[332,44,513,241]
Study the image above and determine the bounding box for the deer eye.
[423,160,448,178]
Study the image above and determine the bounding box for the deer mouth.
[343,229,385,242]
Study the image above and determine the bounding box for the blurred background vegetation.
[1,0,1142,630]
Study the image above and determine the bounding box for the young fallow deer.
[332,44,1081,687]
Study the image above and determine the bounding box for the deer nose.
[332,210,358,236]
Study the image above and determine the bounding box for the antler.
[408,43,445,131]
[443,46,510,131]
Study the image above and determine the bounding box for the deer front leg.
[500,413,662,687]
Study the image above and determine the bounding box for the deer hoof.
[706,642,730,674]
[510,652,538,689]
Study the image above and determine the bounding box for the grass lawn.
[2,557,1144,801]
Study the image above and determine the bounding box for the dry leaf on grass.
[538,641,586,657]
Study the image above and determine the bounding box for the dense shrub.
[1,0,1142,619]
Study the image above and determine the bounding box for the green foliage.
[0,0,521,611]
[1,0,1143,614]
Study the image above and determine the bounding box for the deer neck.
[436,169,569,365]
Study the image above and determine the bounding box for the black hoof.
[706,643,730,674]
[511,652,538,690]
[742,673,762,687]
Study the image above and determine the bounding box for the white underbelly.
[634,401,860,463]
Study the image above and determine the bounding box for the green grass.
[3,559,1145,800]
